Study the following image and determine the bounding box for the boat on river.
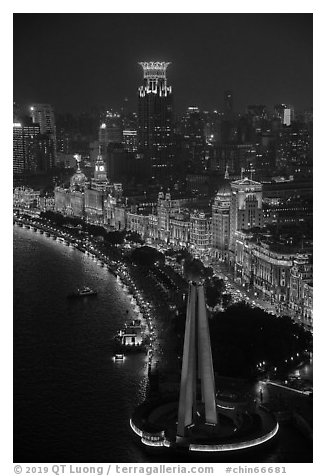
[67,286,98,298]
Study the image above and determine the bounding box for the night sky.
[13,13,313,115]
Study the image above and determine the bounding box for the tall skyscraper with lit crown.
[138,61,174,176]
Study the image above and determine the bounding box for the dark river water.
[13,225,312,463]
[14,226,149,463]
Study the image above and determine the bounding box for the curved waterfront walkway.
[13,212,162,365]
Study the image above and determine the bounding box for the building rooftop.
[231,177,262,187]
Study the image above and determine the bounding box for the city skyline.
[12,8,314,466]
[14,13,312,114]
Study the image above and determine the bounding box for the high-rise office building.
[13,120,41,175]
[99,123,109,153]
[30,104,56,135]
[274,104,295,126]
[105,110,123,144]
[99,111,123,161]
[223,90,234,120]
[283,106,294,126]
[229,178,264,253]
[122,109,138,152]
[30,103,57,164]
[13,123,24,175]
[122,130,138,152]
[138,61,174,176]
[180,106,205,163]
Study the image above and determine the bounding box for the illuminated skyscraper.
[30,104,55,133]
[13,121,41,175]
[30,103,57,164]
[122,130,138,152]
[274,104,295,126]
[138,61,174,176]
[13,123,24,175]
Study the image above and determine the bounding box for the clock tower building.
[94,150,108,182]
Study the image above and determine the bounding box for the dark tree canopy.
[174,301,312,379]
[130,246,165,267]
[205,276,225,308]
[183,258,205,282]
[125,231,144,244]
[104,230,126,245]
[210,303,311,378]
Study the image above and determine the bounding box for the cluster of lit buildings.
[13,61,313,330]
[13,103,57,175]
[14,63,312,185]
[13,152,312,330]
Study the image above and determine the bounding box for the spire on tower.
[224,164,229,180]
[74,154,82,172]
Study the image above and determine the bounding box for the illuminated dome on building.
[70,154,87,192]
[216,182,231,196]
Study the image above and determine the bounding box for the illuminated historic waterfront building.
[126,212,149,239]
[289,254,313,330]
[169,212,190,247]
[235,230,296,303]
[211,183,231,261]
[13,187,40,209]
[233,230,313,327]
[91,150,111,193]
[84,188,106,224]
[157,190,172,242]
[138,61,174,175]
[229,178,264,255]
[54,152,116,223]
[55,155,87,217]
[156,191,195,244]
[189,211,211,256]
